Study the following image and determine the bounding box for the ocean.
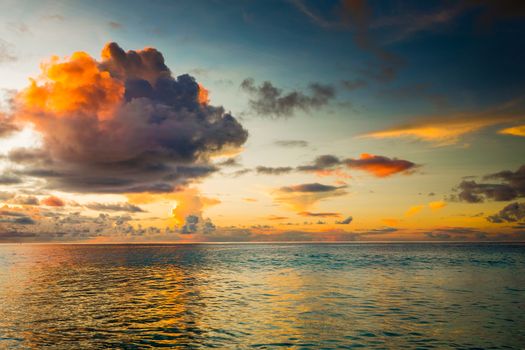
[0,243,524,349]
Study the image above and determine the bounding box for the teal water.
[0,243,524,349]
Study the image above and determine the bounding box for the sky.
[0,0,524,242]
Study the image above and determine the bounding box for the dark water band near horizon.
[1,243,524,349]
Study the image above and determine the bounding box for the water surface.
[0,243,524,349]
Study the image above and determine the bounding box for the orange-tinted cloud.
[344,153,418,177]
[314,168,352,179]
[9,42,247,194]
[499,125,525,137]
[127,188,220,225]
[19,51,124,123]
[405,204,424,217]
[429,200,447,211]
[297,153,416,178]
[298,211,341,217]
[266,215,289,221]
[197,83,209,105]
[41,195,65,207]
[382,218,401,226]
[362,98,525,145]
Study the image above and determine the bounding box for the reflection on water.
[0,243,524,349]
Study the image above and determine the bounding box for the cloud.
[371,1,525,46]
[229,168,252,177]
[235,152,417,179]
[291,0,403,82]
[0,173,22,185]
[180,215,215,234]
[361,97,525,145]
[108,21,123,29]
[405,204,424,217]
[7,147,49,163]
[127,187,219,225]
[42,14,64,21]
[454,165,525,203]
[295,153,417,178]
[499,125,525,137]
[0,39,16,63]
[487,202,525,224]
[341,79,367,91]
[378,83,447,108]
[85,202,145,213]
[474,0,525,27]
[344,153,418,177]
[424,227,487,241]
[8,195,39,205]
[336,216,353,224]
[41,196,65,207]
[371,3,468,44]
[382,218,400,226]
[279,183,344,193]
[0,192,14,201]
[296,155,341,172]
[8,42,247,193]
[0,209,36,225]
[428,200,446,211]
[181,215,199,233]
[456,181,517,203]
[217,157,241,167]
[273,182,348,211]
[256,166,294,175]
[266,215,289,221]
[240,78,335,117]
[0,114,19,137]
[298,211,341,217]
[274,140,309,148]
[0,207,164,242]
[186,226,398,242]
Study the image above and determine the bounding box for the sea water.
[0,243,524,349]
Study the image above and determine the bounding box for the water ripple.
[0,243,524,349]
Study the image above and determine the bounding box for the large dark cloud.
[240,78,335,117]
[455,165,525,203]
[8,42,248,193]
[487,202,525,224]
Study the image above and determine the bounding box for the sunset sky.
[0,0,524,242]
